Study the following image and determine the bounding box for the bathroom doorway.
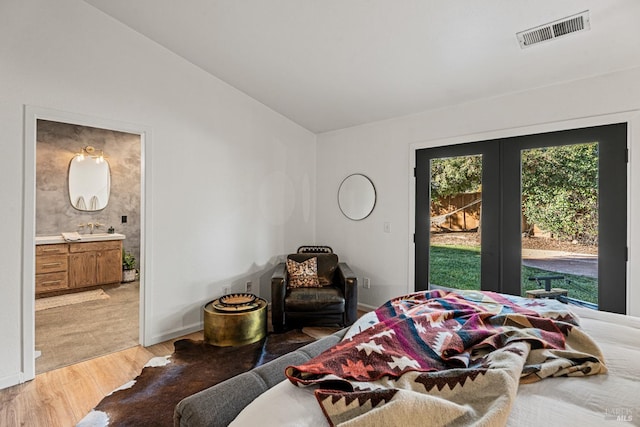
[23,107,148,378]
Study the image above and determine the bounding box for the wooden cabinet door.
[97,249,122,285]
[69,252,97,288]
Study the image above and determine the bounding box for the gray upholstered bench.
[173,328,347,427]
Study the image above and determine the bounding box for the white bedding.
[231,306,639,426]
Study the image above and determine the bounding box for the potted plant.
[122,250,137,283]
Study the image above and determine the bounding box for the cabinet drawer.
[36,255,68,274]
[36,244,68,256]
[35,272,68,293]
[69,240,122,253]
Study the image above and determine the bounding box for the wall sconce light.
[76,146,106,163]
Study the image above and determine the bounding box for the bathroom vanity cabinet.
[35,238,123,296]
[35,244,69,294]
[69,241,122,289]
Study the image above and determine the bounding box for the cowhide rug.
[77,330,315,427]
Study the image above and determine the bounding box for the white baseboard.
[0,372,27,391]
[357,303,376,312]
[146,322,203,347]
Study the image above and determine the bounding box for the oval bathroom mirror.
[338,173,376,220]
[68,154,111,211]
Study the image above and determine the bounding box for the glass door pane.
[520,143,599,308]
[429,155,483,291]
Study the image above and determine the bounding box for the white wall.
[317,67,640,314]
[0,0,316,388]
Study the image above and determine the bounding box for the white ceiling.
[85,0,640,133]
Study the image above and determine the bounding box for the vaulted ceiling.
[85,0,640,133]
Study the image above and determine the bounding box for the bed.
[226,290,640,426]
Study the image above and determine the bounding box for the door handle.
[42,262,62,267]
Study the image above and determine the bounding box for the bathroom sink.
[35,232,126,245]
[78,233,126,242]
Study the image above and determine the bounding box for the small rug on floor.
[77,330,316,427]
[35,289,110,311]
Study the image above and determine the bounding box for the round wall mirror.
[338,173,376,220]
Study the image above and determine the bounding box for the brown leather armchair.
[271,246,358,332]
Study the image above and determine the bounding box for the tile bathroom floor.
[35,281,139,374]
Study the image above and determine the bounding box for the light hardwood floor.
[0,331,203,427]
[2,310,367,426]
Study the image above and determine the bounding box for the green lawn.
[429,244,598,304]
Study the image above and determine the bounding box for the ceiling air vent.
[517,10,590,48]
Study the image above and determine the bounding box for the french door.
[415,123,627,314]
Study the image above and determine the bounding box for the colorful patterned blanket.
[285,290,607,426]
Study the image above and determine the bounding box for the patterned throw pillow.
[286,257,320,288]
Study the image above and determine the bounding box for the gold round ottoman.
[203,296,267,347]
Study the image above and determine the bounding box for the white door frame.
[21,105,151,382]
